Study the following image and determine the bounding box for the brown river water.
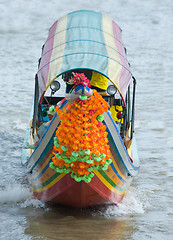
[0,0,172,239]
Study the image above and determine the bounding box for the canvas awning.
[37,10,132,103]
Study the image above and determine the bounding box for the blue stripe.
[104,119,131,175]
[22,113,57,168]
[28,121,59,172]
[41,39,129,65]
[105,112,139,175]
[107,111,139,171]
[110,162,128,184]
[103,114,138,177]
[29,120,59,179]
[46,27,123,45]
[30,149,53,182]
[25,99,67,170]
[33,99,67,155]
[38,52,131,77]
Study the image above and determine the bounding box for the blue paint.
[60,10,109,77]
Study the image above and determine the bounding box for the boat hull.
[23,100,139,208]
[30,160,131,208]
[32,174,126,208]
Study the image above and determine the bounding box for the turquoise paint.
[60,10,109,76]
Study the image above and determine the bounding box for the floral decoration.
[67,72,91,88]
[50,74,112,183]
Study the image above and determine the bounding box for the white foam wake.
[0,184,31,204]
[0,183,46,209]
[93,187,150,217]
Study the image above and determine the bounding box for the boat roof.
[37,10,133,102]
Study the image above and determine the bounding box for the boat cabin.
[33,69,136,149]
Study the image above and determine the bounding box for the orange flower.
[52,87,111,181]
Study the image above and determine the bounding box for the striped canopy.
[37,10,132,102]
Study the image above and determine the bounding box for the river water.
[0,0,172,239]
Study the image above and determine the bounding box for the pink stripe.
[38,20,58,100]
[112,21,131,99]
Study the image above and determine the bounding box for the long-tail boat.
[22,10,140,208]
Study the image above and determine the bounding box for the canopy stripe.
[37,10,132,102]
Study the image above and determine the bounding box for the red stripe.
[38,20,58,100]
[33,173,124,207]
[112,20,132,100]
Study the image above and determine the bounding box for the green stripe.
[32,137,54,172]
[107,132,128,175]
[30,172,60,189]
[98,170,128,191]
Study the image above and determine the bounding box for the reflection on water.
[23,187,147,239]
[24,205,135,240]
[0,183,146,239]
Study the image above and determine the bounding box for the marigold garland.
[50,88,112,183]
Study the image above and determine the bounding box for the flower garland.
[50,74,112,183]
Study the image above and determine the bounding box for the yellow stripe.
[31,146,129,186]
[29,120,36,156]
[33,170,126,195]
[31,153,53,180]
[94,171,125,195]
[46,14,67,89]
[31,102,68,180]
[104,151,128,187]
[102,14,121,91]
[32,173,66,193]
[110,151,130,182]
[31,156,52,180]
[104,166,126,188]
